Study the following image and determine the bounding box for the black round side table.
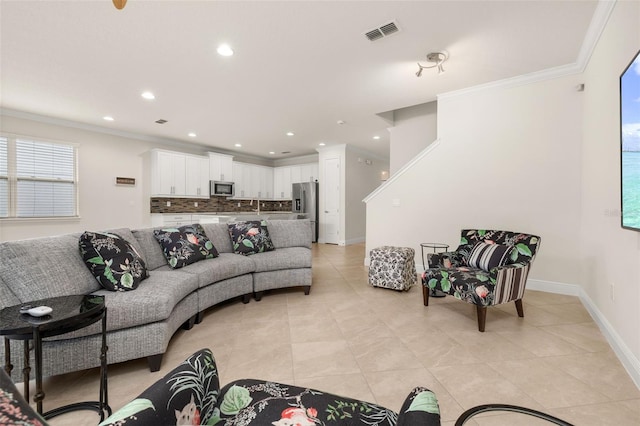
[0,295,111,421]
[420,242,450,298]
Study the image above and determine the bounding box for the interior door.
[323,157,340,244]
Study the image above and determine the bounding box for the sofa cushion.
[0,234,101,302]
[154,224,219,269]
[250,247,311,273]
[48,269,200,340]
[132,227,169,271]
[228,221,275,256]
[79,231,148,291]
[266,219,313,249]
[466,242,513,272]
[200,223,234,253]
[173,253,256,288]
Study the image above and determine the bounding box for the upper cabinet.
[273,163,319,200]
[151,149,209,198]
[209,153,234,182]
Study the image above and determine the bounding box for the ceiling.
[0,0,598,161]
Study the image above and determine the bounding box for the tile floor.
[35,243,640,425]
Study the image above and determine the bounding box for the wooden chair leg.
[422,284,430,306]
[476,305,487,332]
[515,299,524,317]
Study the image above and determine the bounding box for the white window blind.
[0,137,7,217]
[0,136,77,218]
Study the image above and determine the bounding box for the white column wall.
[579,0,640,369]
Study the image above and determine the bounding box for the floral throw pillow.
[153,223,219,269]
[79,231,148,291]
[466,241,513,272]
[228,220,275,256]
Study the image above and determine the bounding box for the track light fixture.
[416,51,448,77]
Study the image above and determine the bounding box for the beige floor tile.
[349,337,422,373]
[542,351,640,401]
[294,373,376,404]
[289,314,344,343]
[430,364,543,410]
[487,358,609,408]
[292,340,360,379]
[551,400,640,425]
[540,322,611,352]
[496,327,586,357]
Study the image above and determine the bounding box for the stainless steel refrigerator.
[292,181,319,243]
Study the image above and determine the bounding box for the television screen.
[621,49,640,231]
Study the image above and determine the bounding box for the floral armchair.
[422,229,541,332]
[97,348,441,426]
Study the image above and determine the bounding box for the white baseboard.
[526,278,581,296]
[344,237,365,246]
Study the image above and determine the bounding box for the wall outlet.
[166,201,171,207]
[237,202,241,207]
[610,282,615,301]
[194,202,198,207]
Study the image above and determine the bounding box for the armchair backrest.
[456,229,541,265]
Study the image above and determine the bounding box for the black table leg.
[23,340,31,402]
[33,327,44,415]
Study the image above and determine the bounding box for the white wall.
[0,115,159,241]
[345,147,389,244]
[366,74,584,283]
[389,101,437,174]
[579,0,640,374]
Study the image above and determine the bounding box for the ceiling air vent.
[155,119,168,124]
[364,21,399,42]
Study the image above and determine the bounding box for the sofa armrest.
[99,348,220,426]
[396,387,441,426]
[427,251,463,269]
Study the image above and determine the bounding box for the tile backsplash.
[150,197,292,214]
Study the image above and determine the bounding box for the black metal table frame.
[2,303,111,421]
[420,242,450,297]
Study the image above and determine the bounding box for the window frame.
[0,134,79,220]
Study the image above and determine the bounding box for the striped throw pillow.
[467,241,513,272]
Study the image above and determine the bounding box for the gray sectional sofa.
[0,219,312,380]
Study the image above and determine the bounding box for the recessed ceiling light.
[286,132,295,136]
[103,116,114,121]
[141,91,155,100]
[269,151,275,155]
[188,132,197,137]
[318,143,326,146]
[217,44,234,56]
[373,135,380,140]
[234,143,242,147]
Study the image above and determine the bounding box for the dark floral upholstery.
[0,368,46,426]
[79,231,148,291]
[422,229,540,332]
[153,223,219,268]
[97,348,441,426]
[228,220,275,256]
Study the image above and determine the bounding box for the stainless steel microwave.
[210,181,235,197]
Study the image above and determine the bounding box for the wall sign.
[115,177,136,186]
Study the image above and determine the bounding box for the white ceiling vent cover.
[364,21,399,42]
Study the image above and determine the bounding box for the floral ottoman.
[368,246,416,291]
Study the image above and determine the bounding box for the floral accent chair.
[422,229,541,332]
[97,348,442,426]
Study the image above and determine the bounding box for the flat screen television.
[621,49,640,231]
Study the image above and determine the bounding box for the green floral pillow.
[79,231,148,291]
[153,223,219,269]
[228,221,275,256]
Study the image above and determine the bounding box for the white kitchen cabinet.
[150,214,193,227]
[151,150,186,197]
[260,166,274,199]
[185,155,210,197]
[299,163,318,183]
[151,150,210,198]
[209,153,234,182]
[273,166,292,200]
[233,162,249,198]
